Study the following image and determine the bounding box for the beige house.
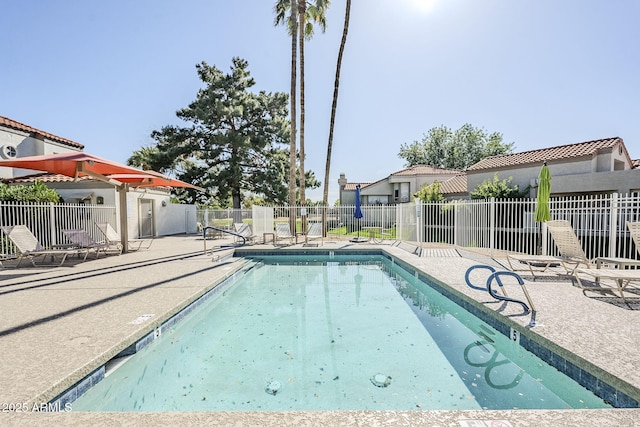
[338,165,461,205]
[467,137,640,197]
[340,137,640,204]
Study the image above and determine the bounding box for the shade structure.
[0,152,204,252]
[0,152,148,182]
[534,163,552,222]
[106,172,205,191]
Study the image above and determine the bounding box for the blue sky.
[1,0,638,203]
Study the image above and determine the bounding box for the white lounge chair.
[304,222,323,246]
[507,220,600,278]
[573,268,640,300]
[275,223,296,245]
[61,229,116,258]
[1,225,88,267]
[627,221,640,256]
[506,253,563,279]
[97,222,152,252]
[546,220,640,299]
[546,220,639,268]
[233,223,258,244]
[546,220,594,274]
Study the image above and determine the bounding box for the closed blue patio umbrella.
[351,184,365,242]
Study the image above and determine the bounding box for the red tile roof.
[0,115,84,149]
[392,165,461,176]
[440,174,467,195]
[467,137,625,171]
[4,173,90,183]
[4,173,170,192]
[343,183,370,191]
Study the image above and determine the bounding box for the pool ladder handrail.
[465,265,536,313]
[202,226,246,255]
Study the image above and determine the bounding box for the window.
[1,144,17,158]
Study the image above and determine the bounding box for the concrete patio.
[1,234,639,426]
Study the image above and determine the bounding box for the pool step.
[420,248,460,257]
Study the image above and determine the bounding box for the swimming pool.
[70,254,610,411]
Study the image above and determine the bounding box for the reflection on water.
[380,260,608,409]
[464,339,524,390]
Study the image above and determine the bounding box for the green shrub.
[0,181,61,203]
[470,173,528,199]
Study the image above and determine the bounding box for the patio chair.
[589,221,640,271]
[0,225,89,267]
[96,222,152,252]
[545,220,595,274]
[61,229,118,258]
[505,253,563,279]
[545,219,637,268]
[548,220,640,299]
[304,222,323,246]
[572,267,640,300]
[233,223,258,244]
[627,221,640,255]
[506,220,598,278]
[275,223,296,245]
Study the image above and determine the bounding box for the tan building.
[340,137,640,204]
[339,165,461,205]
[467,137,640,197]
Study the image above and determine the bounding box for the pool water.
[72,255,610,411]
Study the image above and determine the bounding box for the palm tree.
[297,0,330,209]
[274,0,298,213]
[127,146,161,171]
[322,0,351,209]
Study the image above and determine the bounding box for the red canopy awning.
[0,152,205,252]
[0,152,147,182]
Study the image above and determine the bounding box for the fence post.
[609,193,618,258]
[415,199,422,254]
[489,197,495,257]
[49,202,57,246]
[453,200,458,246]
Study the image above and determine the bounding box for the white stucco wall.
[0,128,81,178]
[156,203,198,235]
[122,191,198,238]
[552,169,640,195]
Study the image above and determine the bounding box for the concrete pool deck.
[1,235,639,426]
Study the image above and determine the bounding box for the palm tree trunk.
[298,0,307,231]
[322,0,351,214]
[289,0,298,230]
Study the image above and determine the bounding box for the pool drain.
[370,373,392,388]
[265,380,282,395]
